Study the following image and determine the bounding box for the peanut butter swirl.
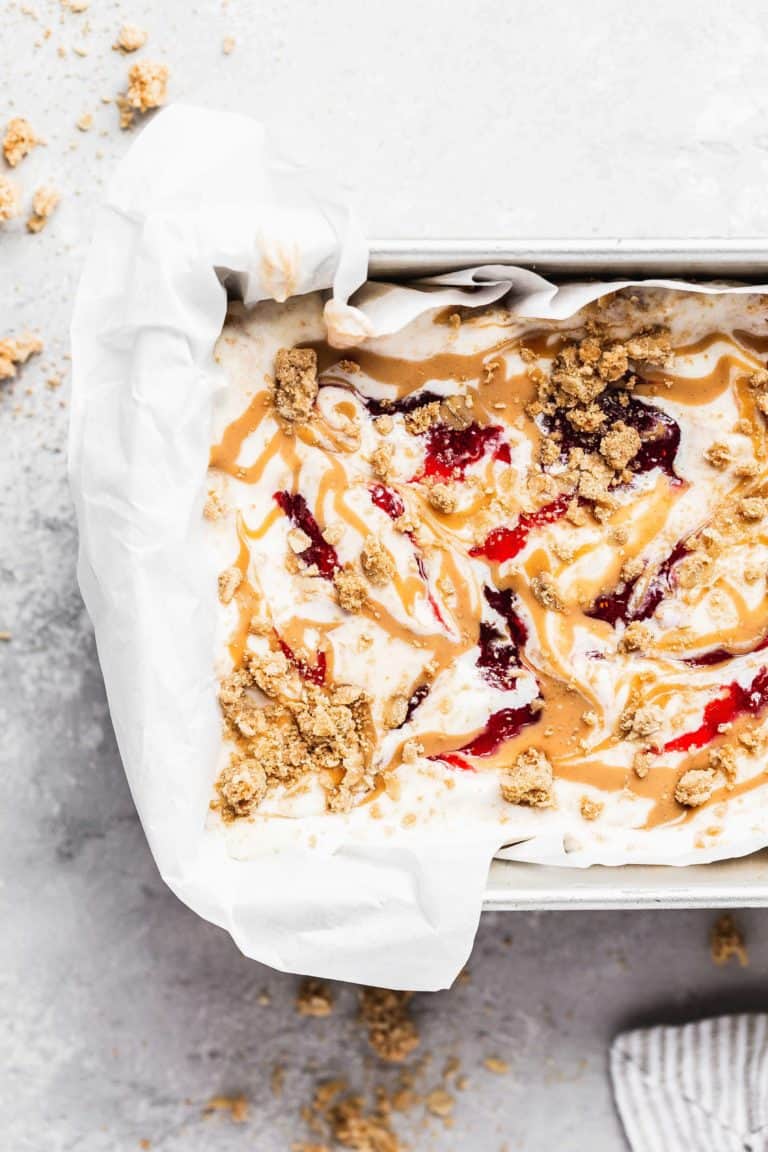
[207,289,768,837]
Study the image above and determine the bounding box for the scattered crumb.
[296,978,334,1018]
[113,22,147,53]
[0,174,20,222]
[359,988,419,1063]
[500,748,553,807]
[26,186,60,233]
[0,334,43,382]
[119,62,169,129]
[425,1088,454,1117]
[710,913,748,967]
[3,117,42,166]
[204,1094,249,1123]
[76,112,93,132]
[222,35,236,54]
[482,1057,510,1075]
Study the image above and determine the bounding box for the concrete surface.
[2,0,768,1148]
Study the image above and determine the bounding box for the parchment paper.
[70,105,768,990]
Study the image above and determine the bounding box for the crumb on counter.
[26,186,60,233]
[0,174,20,222]
[118,62,169,129]
[113,22,148,53]
[359,987,419,1063]
[0,334,43,382]
[296,978,334,1018]
[710,913,748,967]
[203,1094,249,1123]
[3,117,42,167]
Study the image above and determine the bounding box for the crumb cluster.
[274,347,319,422]
[215,650,374,818]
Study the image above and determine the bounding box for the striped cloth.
[611,1015,768,1151]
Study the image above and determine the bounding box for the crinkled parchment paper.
[70,105,768,989]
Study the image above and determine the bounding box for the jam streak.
[662,666,768,753]
[431,703,541,771]
[589,538,690,626]
[273,491,340,578]
[470,496,571,563]
[421,422,509,480]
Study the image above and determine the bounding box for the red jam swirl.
[470,496,571,564]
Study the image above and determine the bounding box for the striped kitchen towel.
[610,1015,768,1151]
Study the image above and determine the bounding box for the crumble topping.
[218,566,242,604]
[26,186,60,233]
[426,482,458,514]
[3,117,41,167]
[705,441,732,469]
[274,347,318,422]
[580,796,603,821]
[529,572,564,612]
[618,703,663,741]
[215,655,374,818]
[360,536,395,586]
[500,749,553,807]
[334,565,369,612]
[674,768,716,808]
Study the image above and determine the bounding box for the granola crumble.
[274,347,318,422]
[334,565,369,612]
[500,748,553,807]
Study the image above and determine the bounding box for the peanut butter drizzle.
[228,518,260,667]
[311,337,519,401]
[210,390,271,473]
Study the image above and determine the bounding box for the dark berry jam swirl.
[421,422,509,480]
[273,491,340,578]
[545,390,682,485]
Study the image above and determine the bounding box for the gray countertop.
[3,0,767,1148]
